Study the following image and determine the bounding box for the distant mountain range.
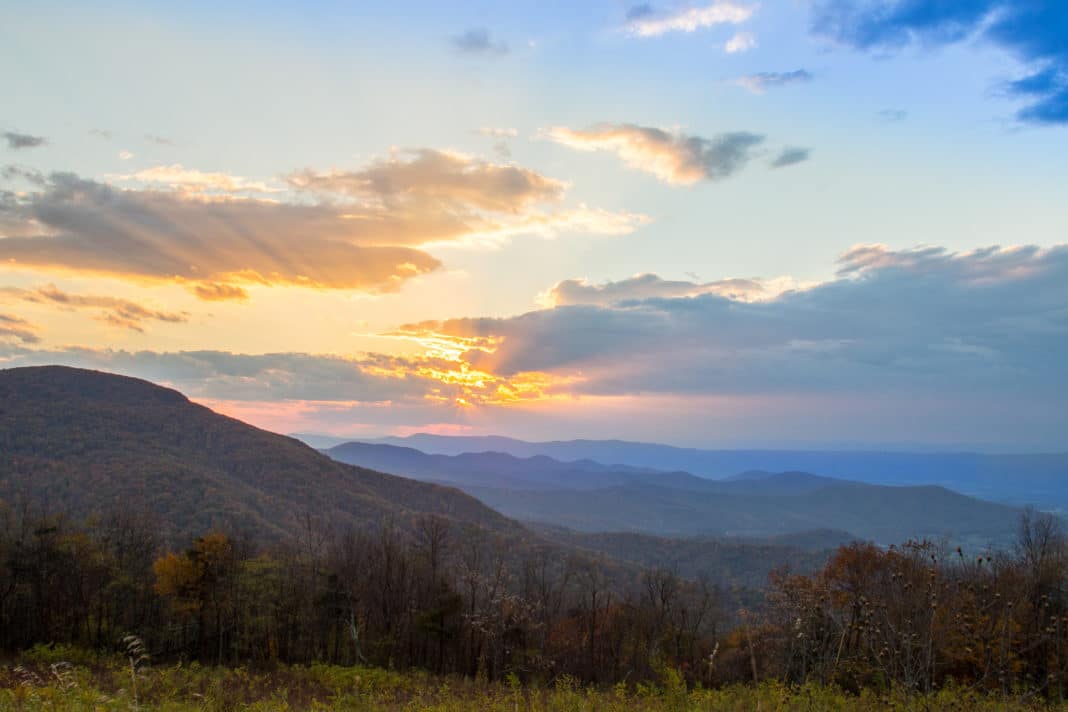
[324,442,1023,545]
[328,433,1068,508]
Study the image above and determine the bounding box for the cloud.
[810,0,1068,125]
[0,171,441,295]
[144,134,174,145]
[770,146,811,168]
[626,4,655,21]
[191,282,249,302]
[451,28,509,56]
[289,148,564,212]
[402,244,1068,402]
[878,108,908,122]
[0,348,438,402]
[547,123,765,185]
[89,129,112,140]
[0,284,188,332]
[5,243,1066,445]
[111,164,282,194]
[118,151,134,161]
[725,31,757,53]
[477,127,519,138]
[0,313,39,343]
[3,132,47,150]
[539,273,780,307]
[626,1,755,37]
[735,69,813,94]
[0,151,638,296]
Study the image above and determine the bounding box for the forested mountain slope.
[0,366,519,541]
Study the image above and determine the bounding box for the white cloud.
[627,1,755,37]
[725,31,756,53]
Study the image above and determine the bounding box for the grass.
[2,646,1066,711]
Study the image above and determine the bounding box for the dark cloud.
[811,0,1068,125]
[451,28,509,56]
[736,69,813,93]
[3,132,47,150]
[405,244,1068,401]
[144,134,174,145]
[770,146,811,168]
[548,123,765,184]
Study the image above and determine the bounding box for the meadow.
[1,645,1065,712]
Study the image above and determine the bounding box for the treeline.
[736,509,1068,699]
[0,505,720,684]
[4,502,1068,700]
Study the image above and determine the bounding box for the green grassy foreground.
[0,647,1064,711]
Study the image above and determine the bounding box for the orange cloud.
[0,313,39,343]
[2,284,189,332]
[1,150,640,298]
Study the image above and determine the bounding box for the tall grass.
[2,648,1066,711]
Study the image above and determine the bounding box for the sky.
[1,0,1067,450]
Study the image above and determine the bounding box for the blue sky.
[1,0,1066,449]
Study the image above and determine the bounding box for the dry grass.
[2,646,1067,711]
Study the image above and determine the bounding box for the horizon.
[3,0,1067,450]
[291,428,1068,456]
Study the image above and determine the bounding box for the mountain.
[322,443,1022,546]
[0,366,520,542]
[325,441,708,491]
[361,434,1068,508]
[463,481,1019,546]
[0,366,846,600]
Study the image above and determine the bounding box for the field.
[1,646,1064,712]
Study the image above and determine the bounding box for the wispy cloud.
[724,31,757,53]
[770,146,810,168]
[3,131,47,150]
[451,28,509,56]
[1,284,189,332]
[626,1,755,37]
[111,164,282,194]
[547,123,765,185]
[735,69,813,94]
[477,127,519,138]
[538,273,792,307]
[0,313,39,343]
